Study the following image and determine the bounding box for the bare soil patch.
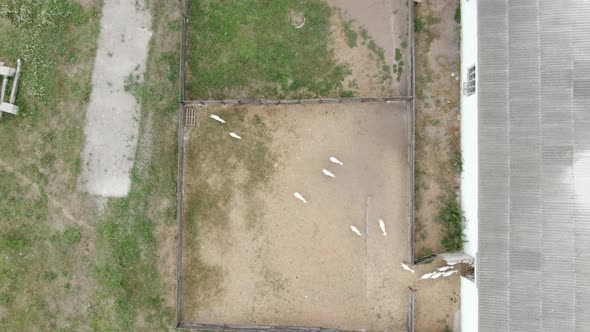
[413,0,461,331]
[412,258,461,332]
[181,103,410,331]
[414,0,460,262]
[328,0,410,95]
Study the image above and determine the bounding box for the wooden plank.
[407,288,415,332]
[178,323,358,332]
[182,96,413,106]
[0,66,16,77]
[0,102,18,115]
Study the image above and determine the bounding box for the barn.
[459,0,590,331]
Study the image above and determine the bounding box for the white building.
[459,0,478,331]
[459,0,590,331]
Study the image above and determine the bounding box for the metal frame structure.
[0,59,22,119]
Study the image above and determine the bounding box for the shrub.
[415,17,425,33]
[63,226,81,245]
[451,150,463,173]
[439,200,465,251]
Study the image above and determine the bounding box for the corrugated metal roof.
[477,0,590,331]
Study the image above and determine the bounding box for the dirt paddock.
[179,102,411,331]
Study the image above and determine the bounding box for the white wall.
[461,276,479,332]
[460,0,478,262]
[460,0,479,330]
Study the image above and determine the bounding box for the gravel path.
[79,0,152,197]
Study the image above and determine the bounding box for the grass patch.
[63,226,82,245]
[0,1,101,330]
[342,20,358,48]
[393,48,404,82]
[438,200,465,252]
[355,25,392,84]
[451,150,463,173]
[454,3,461,24]
[187,0,352,99]
[0,0,99,118]
[415,17,425,33]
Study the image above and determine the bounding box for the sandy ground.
[78,0,152,197]
[328,0,409,95]
[413,259,461,332]
[181,103,411,331]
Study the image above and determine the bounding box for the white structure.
[459,0,590,330]
[459,0,478,331]
[0,59,22,118]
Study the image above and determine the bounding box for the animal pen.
[175,1,417,331]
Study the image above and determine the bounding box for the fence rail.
[178,323,357,332]
[183,96,412,106]
[407,288,416,332]
[407,0,417,265]
[175,0,189,327]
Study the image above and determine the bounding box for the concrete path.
[79,0,152,197]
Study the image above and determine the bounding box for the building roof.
[477,0,590,331]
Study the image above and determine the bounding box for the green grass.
[352,27,392,85]
[342,20,358,48]
[395,48,403,62]
[186,0,352,99]
[415,17,425,33]
[0,0,100,118]
[1,0,179,330]
[393,48,404,82]
[0,1,101,330]
[454,3,461,24]
[439,200,465,251]
[451,150,463,173]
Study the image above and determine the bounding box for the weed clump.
[439,200,465,251]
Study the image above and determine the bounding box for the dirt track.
[181,103,411,330]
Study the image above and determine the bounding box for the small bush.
[423,248,433,256]
[342,20,358,48]
[415,17,425,33]
[368,40,385,61]
[340,90,354,98]
[63,226,81,245]
[42,271,57,281]
[451,150,463,173]
[395,48,403,62]
[455,4,461,24]
[439,200,465,251]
